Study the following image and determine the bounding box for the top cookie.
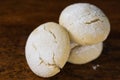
[59,3,110,45]
[25,22,70,77]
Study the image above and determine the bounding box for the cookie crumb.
[92,64,100,70]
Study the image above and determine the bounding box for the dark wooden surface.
[0,0,120,80]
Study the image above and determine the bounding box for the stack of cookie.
[25,3,110,78]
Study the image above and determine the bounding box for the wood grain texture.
[0,0,120,80]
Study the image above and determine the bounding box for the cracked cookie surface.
[25,22,70,77]
[59,3,110,45]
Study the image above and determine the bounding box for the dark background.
[0,0,120,80]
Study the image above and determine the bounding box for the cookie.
[59,3,110,45]
[25,22,70,77]
[68,42,103,64]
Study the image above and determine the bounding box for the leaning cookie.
[68,42,103,64]
[59,3,110,45]
[25,22,70,77]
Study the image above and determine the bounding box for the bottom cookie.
[68,42,103,64]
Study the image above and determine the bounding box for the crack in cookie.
[38,52,60,69]
[44,26,57,43]
[85,18,100,24]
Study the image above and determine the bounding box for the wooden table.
[0,0,120,80]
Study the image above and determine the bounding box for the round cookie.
[68,42,103,64]
[25,22,70,77]
[59,3,110,45]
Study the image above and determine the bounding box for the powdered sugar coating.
[59,3,110,45]
[25,22,70,77]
